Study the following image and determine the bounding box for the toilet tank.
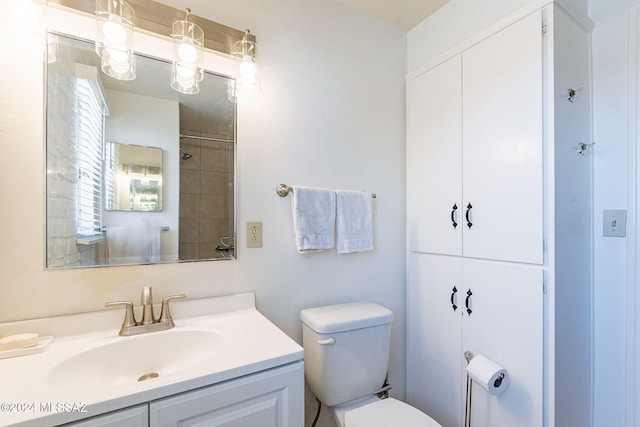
[300,302,394,407]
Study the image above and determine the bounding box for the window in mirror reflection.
[46,33,237,269]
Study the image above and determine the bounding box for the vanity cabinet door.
[149,362,304,427]
[460,11,543,264]
[407,253,464,427]
[407,55,463,257]
[63,404,148,427]
[461,259,543,427]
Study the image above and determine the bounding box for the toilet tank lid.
[300,302,394,333]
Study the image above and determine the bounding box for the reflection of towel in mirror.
[106,222,161,264]
[336,190,373,254]
[291,186,336,253]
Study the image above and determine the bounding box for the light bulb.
[178,79,195,90]
[240,55,256,81]
[176,63,196,79]
[102,16,127,45]
[105,46,128,63]
[108,58,130,75]
[178,38,198,63]
[8,0,40,26]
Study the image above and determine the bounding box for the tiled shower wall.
[179,132,234,260]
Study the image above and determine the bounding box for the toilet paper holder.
[464,351,509,394]
[464,351,509,427]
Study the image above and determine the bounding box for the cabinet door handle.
[465,289,473,315]
[465,203,473,229]
[450,286,458,311]
[451,204,458,229]
[317,337,336,345]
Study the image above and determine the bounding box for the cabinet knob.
[465,203,473,229]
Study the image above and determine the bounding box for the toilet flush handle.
[317,337,336,345]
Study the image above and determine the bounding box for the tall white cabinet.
[406,3,593,427]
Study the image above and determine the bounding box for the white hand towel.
[106,222,161,263]
[336,190,373,254]
[291,186,336,253]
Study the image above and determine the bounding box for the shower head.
[180,148,193,160]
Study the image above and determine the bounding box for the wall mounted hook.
[567,87,584,103]
[577,142,595,155]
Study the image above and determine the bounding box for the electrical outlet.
[247,221,263,248]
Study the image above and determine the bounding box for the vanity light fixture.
[7,0,48,56]
[233,29,260,92]
[170,8,204,95]
[7,0,44,31]
[94,0,136,81]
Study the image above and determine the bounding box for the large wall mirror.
[46,34,236,269]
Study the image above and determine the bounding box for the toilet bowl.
[334,395,440,427]
[300,302,441,427]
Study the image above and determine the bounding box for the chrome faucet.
[105,287,186,336]
[141,286,155,325]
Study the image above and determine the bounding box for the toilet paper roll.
[467,354,509,396]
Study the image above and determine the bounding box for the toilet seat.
[344,398,441,427]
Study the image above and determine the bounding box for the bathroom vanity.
[0,293,304,426]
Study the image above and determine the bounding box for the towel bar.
[276,184,376,198]
[101,226,170,232]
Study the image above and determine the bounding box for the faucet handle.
[159,294,187,327]
[105,301,138,335]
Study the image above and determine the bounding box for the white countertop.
[0,293,303,426]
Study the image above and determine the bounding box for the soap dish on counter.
[0,336,53,360]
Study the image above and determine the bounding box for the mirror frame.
[44,5,239,269]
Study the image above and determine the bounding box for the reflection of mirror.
[46,34,236,269]
[105,143,163,212]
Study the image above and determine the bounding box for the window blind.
[76,78,106,237]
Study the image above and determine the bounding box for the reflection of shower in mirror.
[180,148,193,160]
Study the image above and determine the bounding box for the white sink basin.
[0,293,304,427]
[48,329,223,388]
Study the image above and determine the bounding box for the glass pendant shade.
[170,13,204,95]
[95,0,135,80]
[233,31,259,92]
[7,0,44,30]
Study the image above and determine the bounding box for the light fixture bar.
[48,0,256,56]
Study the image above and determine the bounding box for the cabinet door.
[63,404,148,427]
[462,11,543,264]
[407,253,463,427]
[407,56,463,256]
[149,362,304,427]
[462,259,543,427]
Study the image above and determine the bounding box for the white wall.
[590,0,636,424]
[0,2,406,426]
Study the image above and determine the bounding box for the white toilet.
[300,302,441,427]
